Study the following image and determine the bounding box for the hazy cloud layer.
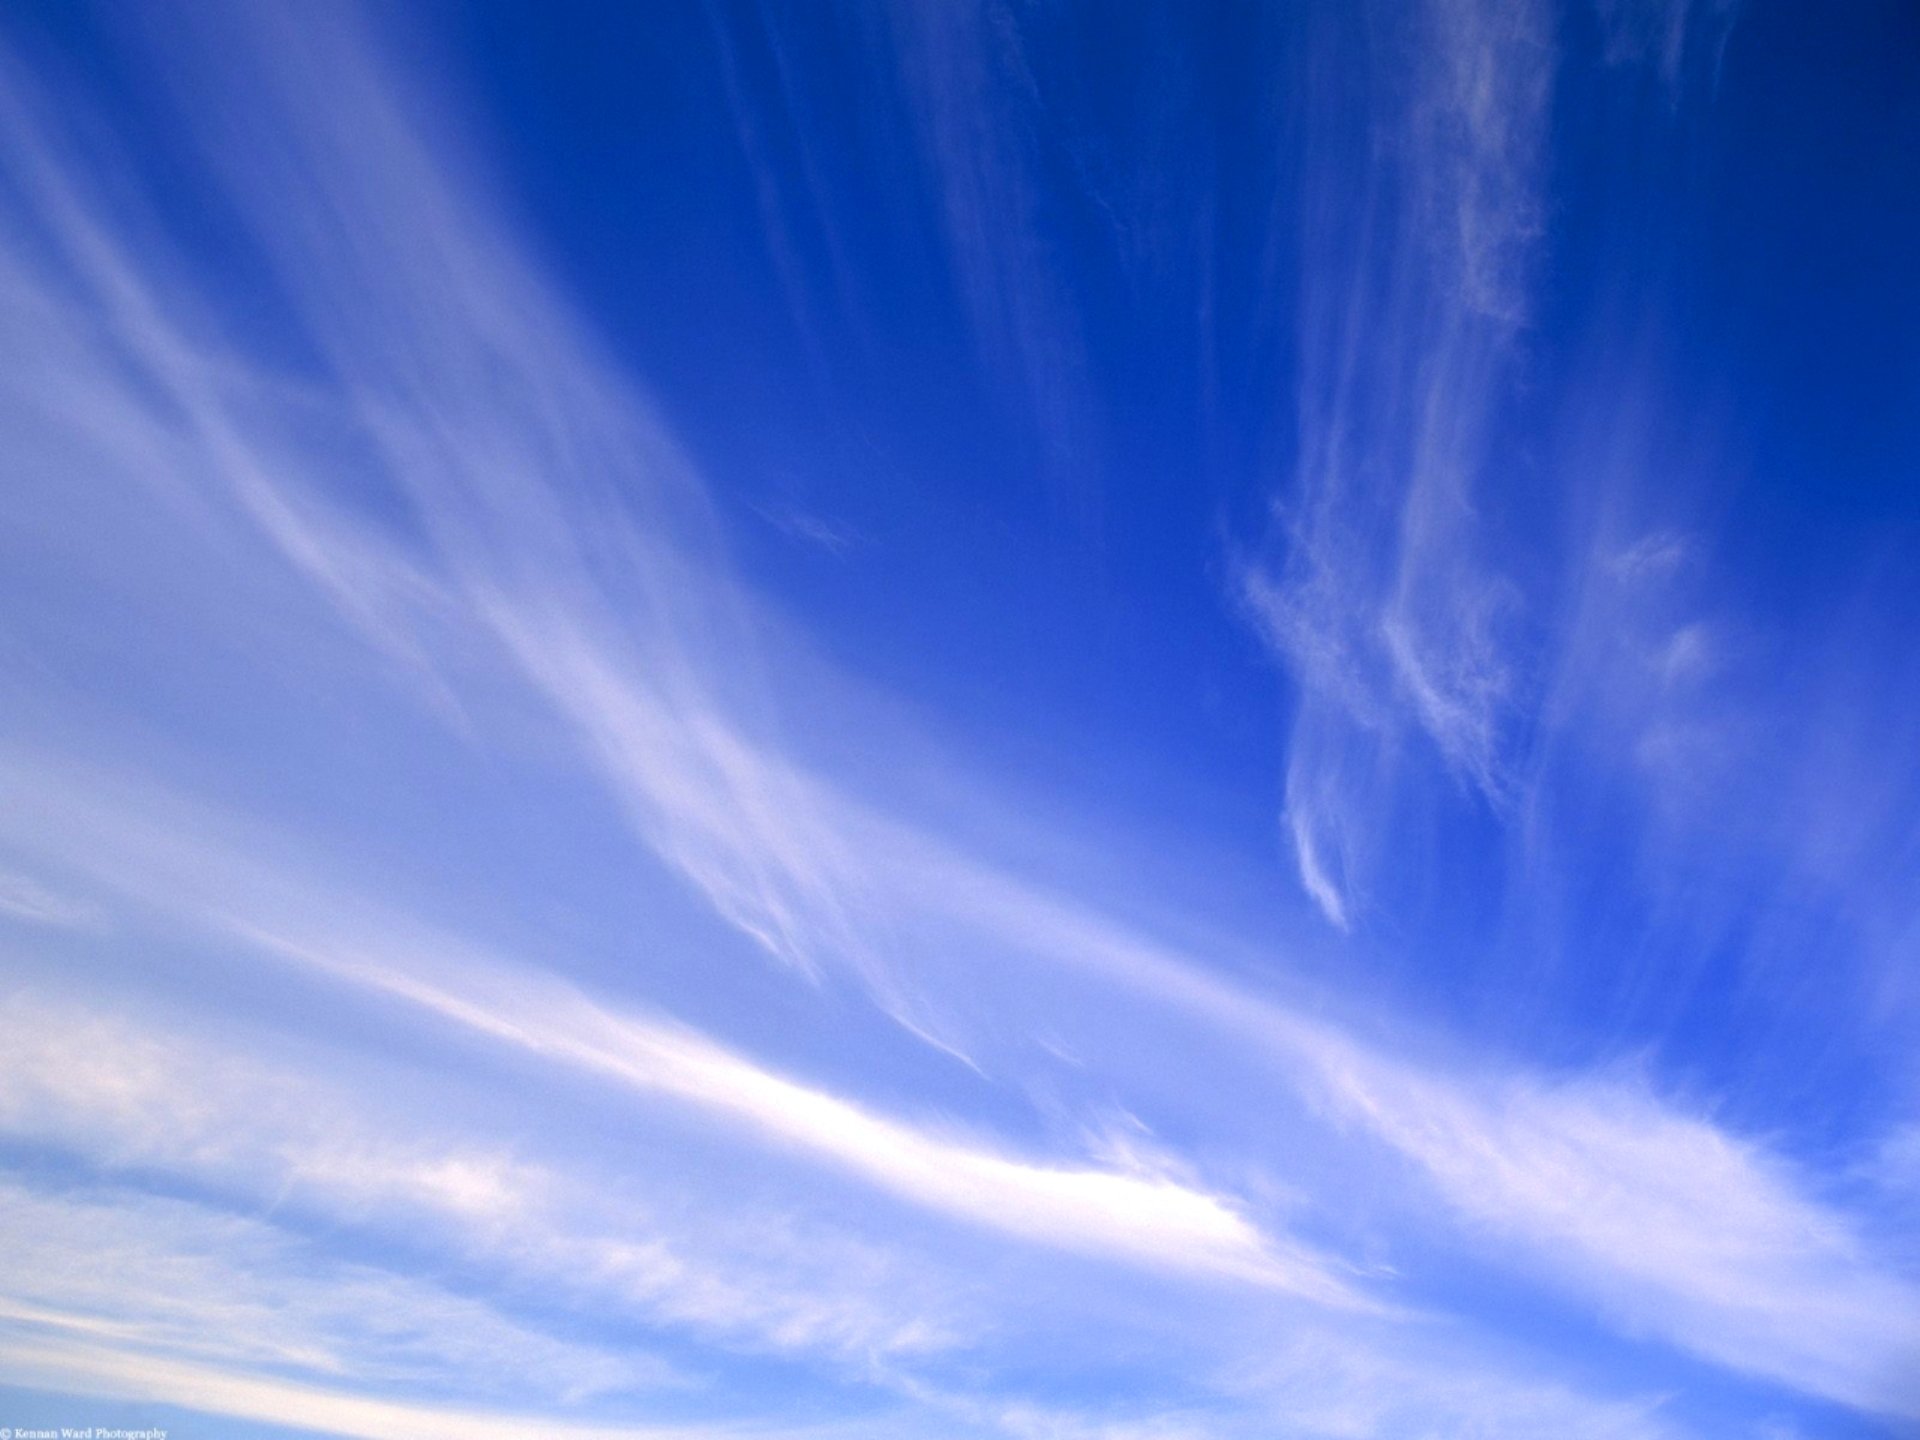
[1,3,1914,1438]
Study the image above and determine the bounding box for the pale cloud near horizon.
[0,988,975,1368]
[5,722,1911,1422]
[0,751,1360,1306]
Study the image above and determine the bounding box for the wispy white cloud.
[1298,1039,1920,1420]
[1221,1326,1679,1440]
[893,1307,1683,1440]
[249,918,1336,1297]
[18,728,1906,1415]
[0,979,1701,1440]
[1593,0,1743,94]
[750,499,866,556]
[872,4,1092,470]
[0,1181,677,1403]
[793,827,1920,1418]
[1243,0,1555,927]
[0,753,1361,1306]
[0,5,1375,1320]
[0,1337,950,1440]
[0,1,870,991]
[0,7,1907,1438]
[0,985,966,1367]
[0,870,101,930]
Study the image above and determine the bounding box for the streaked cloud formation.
[1,2,1916,1438]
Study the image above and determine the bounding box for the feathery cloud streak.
[1,3,1916,1438]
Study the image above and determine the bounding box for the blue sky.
[0,1,1917,1436]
